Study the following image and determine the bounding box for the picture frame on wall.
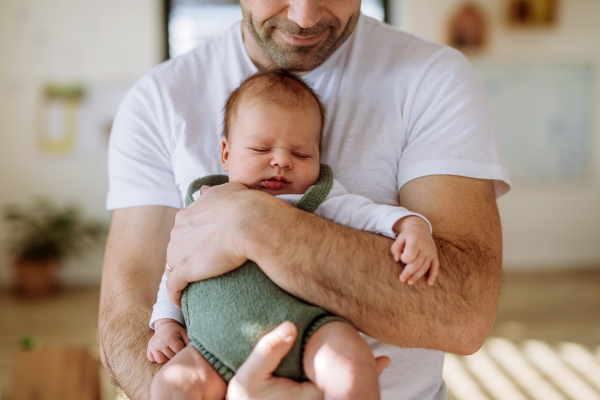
[507,0,557,26]
[447,3,488,52]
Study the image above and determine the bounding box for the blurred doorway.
[164,0,389,59]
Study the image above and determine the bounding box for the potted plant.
[3,198,107,297]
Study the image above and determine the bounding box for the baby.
[148,70,439,400]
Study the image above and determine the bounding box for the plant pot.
[14,257,59,297]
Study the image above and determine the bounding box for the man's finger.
[199,185,213,195]
[181,330,191,346]
[166,268,186,308]
[237,321,297,382]
[375,356,391,376]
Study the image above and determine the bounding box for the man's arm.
[99,206,177,400]
[258,175,502,354]
[167,175,502,355]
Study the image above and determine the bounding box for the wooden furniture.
[11,346,99,400]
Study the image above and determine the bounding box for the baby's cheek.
[300,163,321,191]
[227,170,255,188]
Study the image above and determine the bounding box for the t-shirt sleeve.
[399,48,511,198]
[106,74,183,210]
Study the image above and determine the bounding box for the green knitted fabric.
[181,164,346,383]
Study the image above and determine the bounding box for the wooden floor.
[446,270,600,400]
[0,270,599,400]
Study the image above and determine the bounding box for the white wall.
[0,0,163,287]
[392,0,600,270]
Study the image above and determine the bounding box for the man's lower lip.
[279,30,326,46]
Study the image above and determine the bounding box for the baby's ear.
[220,137,230,171]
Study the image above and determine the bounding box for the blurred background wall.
[0,0,598,290]
[395,0,600,270]
[0,0,164,288]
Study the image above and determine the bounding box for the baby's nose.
[270,151,292,169]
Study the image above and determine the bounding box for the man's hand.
[166,182,265,306]
[227,322,391,400]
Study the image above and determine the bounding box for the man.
[99,1,511,399]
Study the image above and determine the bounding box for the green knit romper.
[181,164,348,383]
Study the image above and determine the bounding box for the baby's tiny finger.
[375,356,391,376]
[408,260,430,285]
[391,239,405,262]
[391,249,402,263]
[171,340,186,354]
[153,350,168,364]
[162,346,176,359]
[404,261,424,285]
[147,349,155,363]
[427,259,440,286]
[400,246,419,265]
[399,262,418,282]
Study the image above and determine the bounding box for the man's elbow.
[448,310,496,356]
[451,331,487,356]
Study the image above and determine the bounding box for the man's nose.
[287,0,322,29]
[270,151,292,169]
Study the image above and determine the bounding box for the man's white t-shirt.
[107,14,511,400]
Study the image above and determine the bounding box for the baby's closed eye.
[249,148,270,153]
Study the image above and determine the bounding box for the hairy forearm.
[99,301,160,400]
[246,199,502,355]
[98,206,177,399]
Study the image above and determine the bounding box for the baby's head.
[220,70,326,195]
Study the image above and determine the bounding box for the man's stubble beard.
[241,8,360,72]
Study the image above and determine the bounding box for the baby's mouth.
[263,177,290,190]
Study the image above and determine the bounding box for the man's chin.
[272,58,324,73]
[266,46,333,72]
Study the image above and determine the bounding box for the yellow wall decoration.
[38,85,85,154]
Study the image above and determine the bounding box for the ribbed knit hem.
[189,341,235,383]
[300,315,351,380]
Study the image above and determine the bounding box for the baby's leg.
[303,321,380,400]
[151,345,227,400]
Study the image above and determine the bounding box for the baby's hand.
[391,216,439,286]
[147,319,191,363]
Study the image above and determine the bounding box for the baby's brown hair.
[222,70,326,151]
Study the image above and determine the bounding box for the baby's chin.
[255,186,305,196]
[235,179,313,196]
